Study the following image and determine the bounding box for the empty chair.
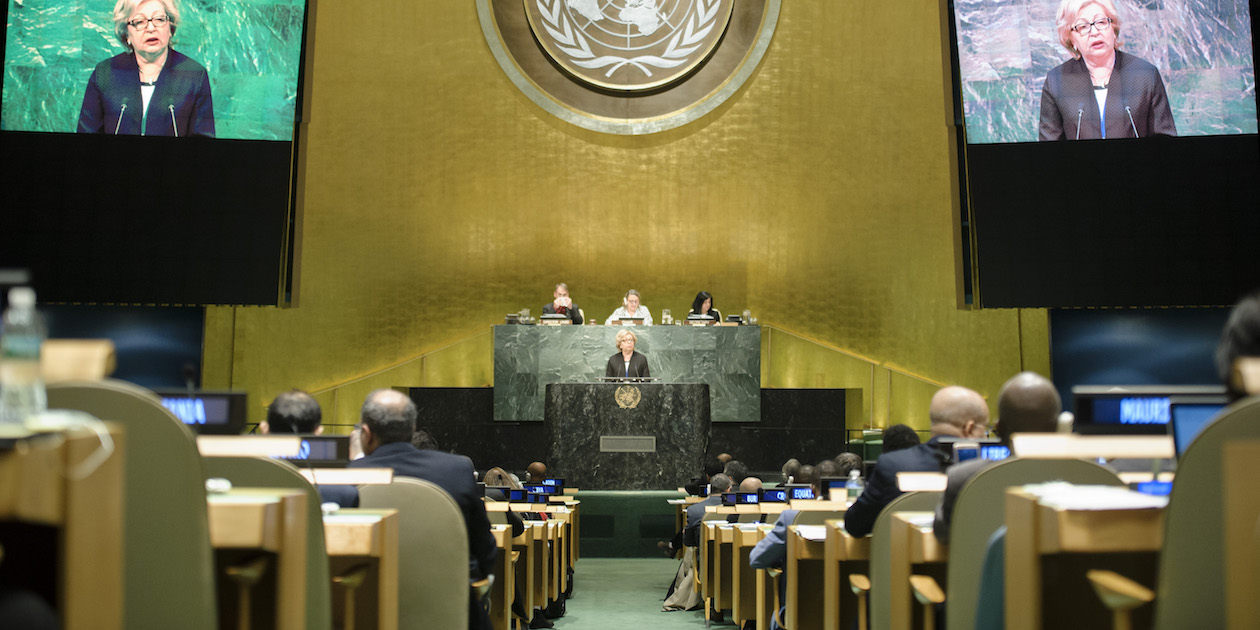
[47,379,217,630]
[360,478,470,629]
[940,458,1123,630]
[201,455,334,630]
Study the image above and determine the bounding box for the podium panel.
[544,382,710,490]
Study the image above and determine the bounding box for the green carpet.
[552,557,729,629]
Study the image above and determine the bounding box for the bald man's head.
[929,386,990,439]
[526,461,547,483]
[996,372,1061,445]
[739,477,763,493]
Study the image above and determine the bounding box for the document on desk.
[324,513,384,524]
[1022,482,1170,510]
[795,525,828,541]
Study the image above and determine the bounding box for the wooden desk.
[786,524,829,630]
[712,523,736,613]
[206,488,309,630]
[490,524,516,630]
[0,425,124,630]
[1004,486,1165,630]
[887,512,947,630]
[732,523,772,627]
[823,519,871,630]
[324,509,399,630]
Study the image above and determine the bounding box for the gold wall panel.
[203,1,1049,428]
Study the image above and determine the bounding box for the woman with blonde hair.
[605,328,650,378]
[1038,0,1175,140]
[78,0,215,136]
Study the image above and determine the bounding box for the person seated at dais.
[605,289,653,325]
[541,283,583,324]
[688,291,721,321]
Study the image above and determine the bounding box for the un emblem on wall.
[615,385,642,409]
[476,0,780,134]
[526,0,732,91]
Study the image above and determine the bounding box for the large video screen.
[0,0,311,305]
[955,0,1256,143]
[949,0,1260,308]
[3,0,305,140]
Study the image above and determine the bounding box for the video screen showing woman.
[77,0,214,137]
[951,0,1256,143]
[1,0,307,141]
[1038,0,1176,140]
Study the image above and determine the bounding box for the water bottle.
[0,287,47,426]
[845,468,865,502]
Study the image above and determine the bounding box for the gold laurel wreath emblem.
[615,385,642,409]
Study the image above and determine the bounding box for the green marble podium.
[544,382,710,490]
[493,324,760,423]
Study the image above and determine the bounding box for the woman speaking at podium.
[606,329,650,379]
[1038,0,1175,141]
[78,0,215,137]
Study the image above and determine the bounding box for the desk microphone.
[168,104,178,137]
[1075,108,1083,140]
[1125,106,1139,138]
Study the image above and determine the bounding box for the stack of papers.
[1022,482,1170,510]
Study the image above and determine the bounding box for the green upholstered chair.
[360,477,470,630]
[941,457,1123,630]
[1088,396,1260,630]
[201,455,334,630]
[46,379,217,630]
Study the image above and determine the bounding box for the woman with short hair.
[78,0,215,136]
[605,328,650,378]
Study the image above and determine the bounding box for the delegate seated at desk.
[605,329,650,378]
[604,289,653,325]
[844,386,988,537]
[689,290,721,321]
[541,283,583,324]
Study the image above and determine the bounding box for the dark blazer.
[78,49,215,137]
[541,302,583,324]
[683,494,723,547]
[605,350,650,378]
[932,457,993,544]
[1039,50,1176,141]
[348,442,497,579]
[843,437,950,537]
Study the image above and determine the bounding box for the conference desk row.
[0,425,579,630]
[206,491,580,630]
[688,488,1164,630]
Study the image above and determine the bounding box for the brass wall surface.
[202,1,1049,426]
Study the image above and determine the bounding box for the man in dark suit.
[348,389,496,630]
[843,386,989,536]
[541,283,583,324]
[683,473,733,547]
[933,372,1061,543]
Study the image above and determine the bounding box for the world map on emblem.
[525,0,734,91]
